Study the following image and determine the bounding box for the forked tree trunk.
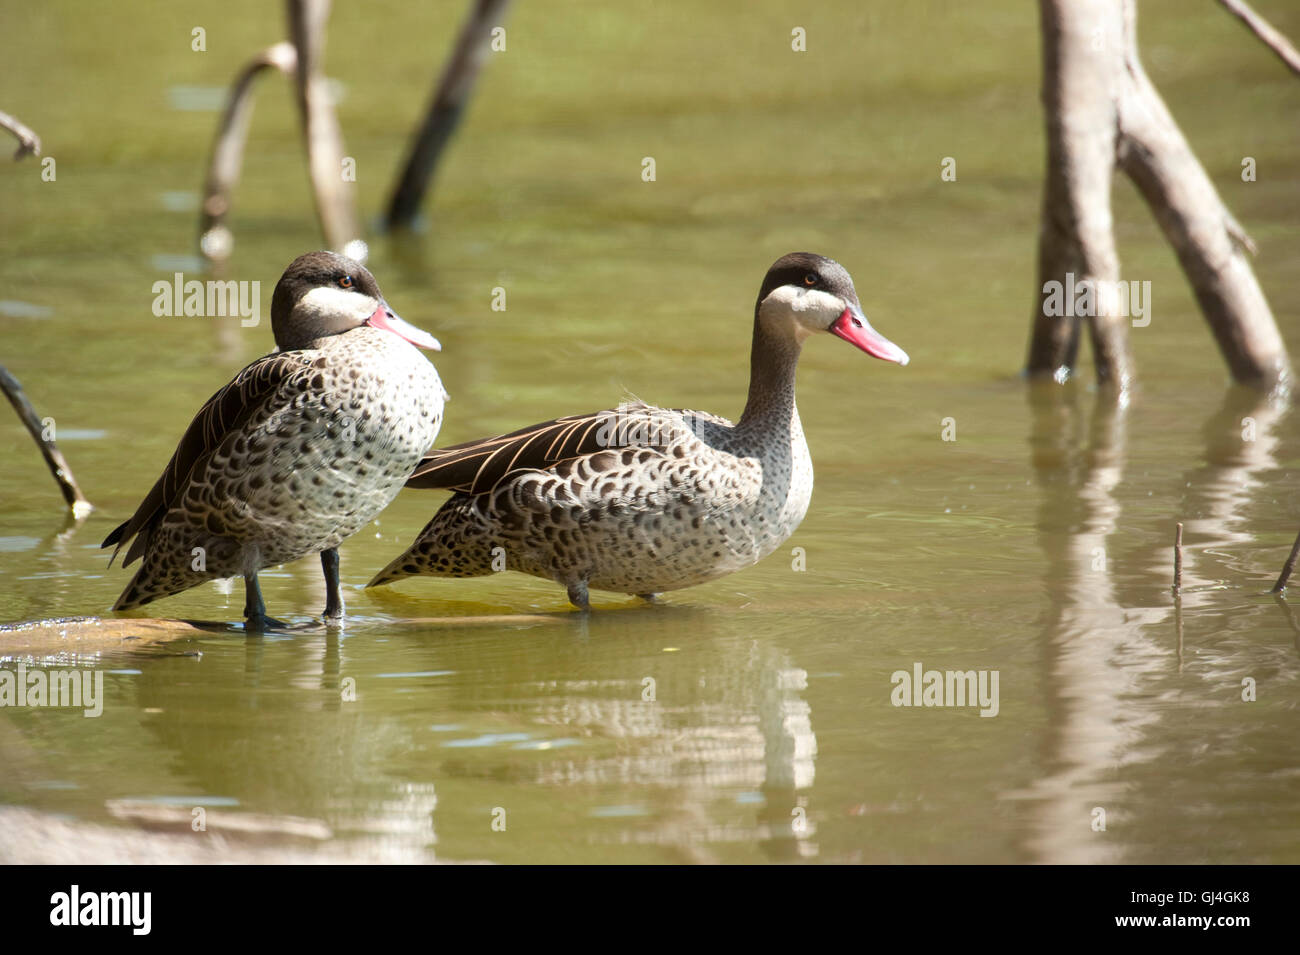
[1027,0,1291,391]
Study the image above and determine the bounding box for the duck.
[103,250,447,630]
[368,252,907,610]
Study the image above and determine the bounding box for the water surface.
[1,0,1298,863]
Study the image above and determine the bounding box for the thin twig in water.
[0,109,41,160]
[0,365,92,518]
[1271,526,1300,593]
[1173,522,1183,594]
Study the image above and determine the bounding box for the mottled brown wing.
[102,352,309,567]
[406,402,727,495]
[405,410,617,494]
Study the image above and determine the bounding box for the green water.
[1,0,1298,863]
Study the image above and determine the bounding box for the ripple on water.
[589,805,650,818]
[0,538,40,553]
[165,86,227,111]
[442,732,534,748]
[0,300,52,319]
[376,670,456,679]
[513,738,581,751]
[150,254,205,273]
[158,191,199,212]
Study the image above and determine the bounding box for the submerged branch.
[385,0,512,230]
[0,109,41,160]
[0,365,91,518]
[288,0,361,253]
[1173,522,1183,594]
[1271,526,1300,593]
[198,42,298,264]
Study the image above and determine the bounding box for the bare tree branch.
[1117,3,1290,388]
[1218,0,1300,77]
[0,109,41,160]
[1173,522,1183,593]
[287,0,361,254]
[198,43,297,264]
[1272,526,1300,593]
[0,364,91,518]
[386,0,512,231]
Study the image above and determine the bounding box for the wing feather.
[406,402,725,495]
[102,352,309,567]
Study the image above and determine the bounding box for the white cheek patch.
[297,286,378,326]
[759,286,845,339]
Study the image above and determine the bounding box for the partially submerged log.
[0,616,208,660]
[0,612,564,659]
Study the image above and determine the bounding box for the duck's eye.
[338,276,354,289]
[803,273,818,287]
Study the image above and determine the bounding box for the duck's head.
[755,252,908,365]
[270,250,441,352]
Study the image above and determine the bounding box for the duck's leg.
[637,592,661,604]
[321,548,345,621]
[242,572,287,631]
[566,579,591,612]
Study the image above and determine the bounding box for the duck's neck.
[737,317,803,432]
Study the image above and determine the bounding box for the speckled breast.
[195,327,444,573]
